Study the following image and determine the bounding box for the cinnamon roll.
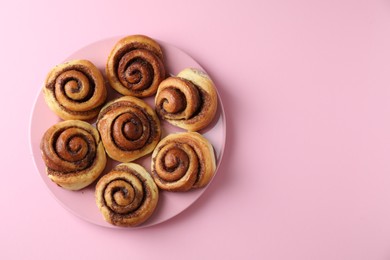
[106,35,166,97]
[96,96,161,162]
[95,163,159,227]
[155,68,218,131]
[151,132,216,191]
[40,120,106,190]
[43,59,107,120]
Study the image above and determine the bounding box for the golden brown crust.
[40,120,107,190]
[96,96,161,162]
[95,163,159,227]
[106,35,166,97]
[43,60,107,120]
[151,132,216,191]
[155,68,218,131]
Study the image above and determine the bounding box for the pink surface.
[1,0,390,259]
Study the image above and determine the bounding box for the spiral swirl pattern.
[155,68,218,131]
[43,60,107,120]
[106,35,166,97]
[151,132,216,191]
[40,120,106,190]
[95,163,159,227]
[155,77,200,121]
[97,96,161,162]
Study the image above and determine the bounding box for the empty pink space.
[0,0,390,259]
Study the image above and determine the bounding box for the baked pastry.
[155,68,218,131]
[43,59,107,120]
[96,96,161,162]
[106,35,166,97]
[95,163,159,227]
[151,132,216,191]
[40,120,106,190]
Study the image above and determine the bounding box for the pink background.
[1,0,390,259]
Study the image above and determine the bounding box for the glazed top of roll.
[155,68,218,131]
[106,35,166,98]
[96,96,161,162]
[43,59,107,120]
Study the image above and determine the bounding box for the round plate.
[29,36,226,228]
